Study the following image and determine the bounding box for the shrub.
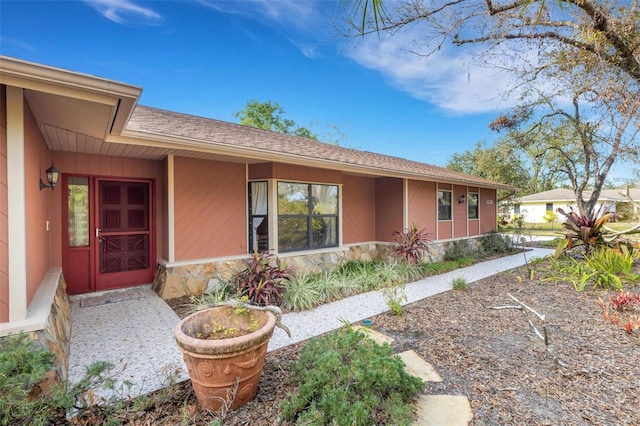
[281,326,423,425]
[391,222,432,264]
[444,239,482,261]
[480,231,515,255]
[0,333,117,425]
[0,333,62,425]
[234,251,294,306]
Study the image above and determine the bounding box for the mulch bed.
[71,258,640,425]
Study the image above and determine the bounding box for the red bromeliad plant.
[391,222,432,264]
[235,251,294,306]
[555,205,615,256]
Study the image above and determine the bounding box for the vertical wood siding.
[453,184,468,238]
[407,180,437,238]
[249,162,342,184]
[0,87,8,321]
[48,151,164,266]
[468,220,480,236]
[480,188,497,233]
[438,221,453,240]
[272,163,342,184]
[375,178,403,242]
[174,157,246,260]
[248,162,273,180]
[342,175,375,244]
[24,96,50,305]
[468,186,480,236]
[437,183,452,240]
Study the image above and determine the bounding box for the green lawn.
[501,221,640,238]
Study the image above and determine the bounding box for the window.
[438,190,452,221]
[248,181,268,252]
[68,176,90,247]
[546,202,553,211]
[468,193,479,219]
[514,204,521,214]
[277,182,338,252]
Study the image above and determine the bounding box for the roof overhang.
[0,56,142,145]
[0,56,516,192]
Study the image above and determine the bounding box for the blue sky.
[0,0,585,169]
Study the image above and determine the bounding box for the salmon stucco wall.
[174,157,246,260]
[48,151,165,267]
[480,187,497,234]
[375,177,403,242]
[407,180,437,238]
[342,174,375,244]
[24,95,51,305]
[0,87,8,322]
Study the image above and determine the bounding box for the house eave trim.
[111,130,518,191]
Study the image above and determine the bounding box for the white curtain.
[251,182,268,252]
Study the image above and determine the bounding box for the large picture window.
[468,193,479,219]
[277,182,338,252]
[438,190,452,221]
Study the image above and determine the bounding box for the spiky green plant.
[555,205,614,256]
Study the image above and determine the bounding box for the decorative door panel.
[96,180,154,291]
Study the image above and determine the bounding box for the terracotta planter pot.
[174,305,277,412]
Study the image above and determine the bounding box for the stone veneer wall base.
[153,239,482,300]
[0,269,72,383]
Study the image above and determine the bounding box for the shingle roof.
[125,106,518,191]
[517,188,640,203]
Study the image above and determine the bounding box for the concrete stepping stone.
[397,350,442,382]
[413,395,473,425]
[352,325,395,346]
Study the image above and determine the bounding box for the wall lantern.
[39,163,60,191]
[458,194,466,204]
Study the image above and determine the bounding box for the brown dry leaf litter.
[72,260,639,425]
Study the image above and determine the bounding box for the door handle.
[96,228,102,238]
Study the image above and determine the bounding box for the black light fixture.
[458,194,466,204]
[39,163,60,191]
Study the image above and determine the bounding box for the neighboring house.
[0,56,515,377]
[500,188,640,223]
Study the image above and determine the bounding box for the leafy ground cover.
[66,254,639,425]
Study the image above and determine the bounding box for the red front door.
[63,176,155,294]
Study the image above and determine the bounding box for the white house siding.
[517,201,615,223]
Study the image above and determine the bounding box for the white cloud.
[198,0,316,30]
[197,0,327,58]
[84,0,162,25]
[344,30,528,115]
[0,37,37,53]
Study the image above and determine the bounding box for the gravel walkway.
[268,248,554,351]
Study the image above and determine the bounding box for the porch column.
[6,86,27,321]
[403,178,409,230]
[167,154,175,262]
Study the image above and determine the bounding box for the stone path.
[352,324,474,425]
